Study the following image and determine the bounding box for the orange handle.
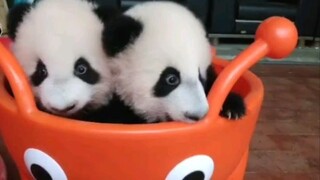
[0,42,37,116]
[206,16,298,119]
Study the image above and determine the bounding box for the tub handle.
[0,42,37,116]
[206,16,298,120]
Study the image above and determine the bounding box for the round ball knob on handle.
[206,17,298,122]
[255,16,298,59]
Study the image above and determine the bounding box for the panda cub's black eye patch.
[74,57,100,84]
[199,68,205,89]
[153,67,180,97]
[30,60,48,86]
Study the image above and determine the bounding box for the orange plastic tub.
[0,17,297,180]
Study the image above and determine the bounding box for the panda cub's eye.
[36,60,47,77]
[74,57,100,84]
[38,66,47,77]
[75,64,87,75]
[166,74,180,86]
[30,60,48,86]
[153,67,181,97]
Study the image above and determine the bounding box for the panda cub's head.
[103,2,213,123]
[7,0,114,117]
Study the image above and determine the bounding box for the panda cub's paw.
[220,92,246,120]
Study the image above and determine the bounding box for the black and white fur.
[102,2,246,123]
[7,0,116,120]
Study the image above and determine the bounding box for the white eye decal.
[24,148,67,180]
[166,155,214,180]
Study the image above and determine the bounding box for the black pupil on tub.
[30,60,48,87]
[74,57,100,84]
[153,67,180,97]
[30,164,53,180]
[183,170,205,180]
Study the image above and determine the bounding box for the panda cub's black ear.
[7,3,32,40]
[100,13,143,57]
[94,6,121,24]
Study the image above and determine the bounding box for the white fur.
[12,0,113,116]
[112,2,212,123]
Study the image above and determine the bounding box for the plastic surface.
[0,16,297,179]
[0,155,6,180]
[255,16,298,59]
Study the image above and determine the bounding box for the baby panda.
[7,0,117,121]
[102,1,246,123]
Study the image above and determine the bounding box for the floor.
[0,0,9,35]
[0,51,319,180]
[245,64,320,180]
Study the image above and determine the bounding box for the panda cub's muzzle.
[170,81,209,122]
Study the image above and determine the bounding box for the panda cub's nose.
[184,113,202,121]
[52,104,76,113]
[184,105,208,121]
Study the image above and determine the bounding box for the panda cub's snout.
[48,101,77,114]
[180,83,209,122]
[184,110,207,121]
[184,104,209,121]
[38,87,82,115]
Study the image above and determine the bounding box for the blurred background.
[0,0,319,179]
[1,0,319,63]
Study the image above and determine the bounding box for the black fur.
[204,64,246,120]
[101,15,143,57]
[7,3,31,40]
[74,57,100,84]
[93,6,121,24]
[153,67,180,97]
[30,60,48,86]
[220,92,246,119]
[204,64,216,95]
[79,94,146,124]
[199,64,216,95]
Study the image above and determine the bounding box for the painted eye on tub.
[24,148,67,180]
[166,155,214,180]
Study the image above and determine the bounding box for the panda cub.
[102,1,246,123]
[7,0,116,121]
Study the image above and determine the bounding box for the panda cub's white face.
[104,2,212,123]
[9,0,113,117]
